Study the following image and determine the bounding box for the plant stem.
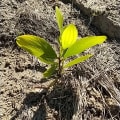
[58,45,64,77]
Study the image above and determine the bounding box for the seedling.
[16,7,107,78]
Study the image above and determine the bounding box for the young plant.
[16,7,107,78]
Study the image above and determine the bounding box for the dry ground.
[0,0,120,120]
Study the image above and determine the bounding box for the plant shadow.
[46,80,77,120]
[11,92,47,120]
[11,79,78,120]
[24,63,46,73]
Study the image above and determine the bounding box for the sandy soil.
[0,0,120,120]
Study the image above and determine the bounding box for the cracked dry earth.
[0,0,120,120]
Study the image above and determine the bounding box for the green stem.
[58,45,64,77]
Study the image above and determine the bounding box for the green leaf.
[43,64,57,78]
[55,6,63,34]
[63,36,107,58]
[64,54,92,68]
[38,55,56,64]
[16,35,57,64]
[61,24,78,49]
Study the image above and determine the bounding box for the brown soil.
[0,0,120,120]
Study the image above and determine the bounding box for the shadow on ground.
[10,80,77,120]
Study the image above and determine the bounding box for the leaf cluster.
[16,6,107,78]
